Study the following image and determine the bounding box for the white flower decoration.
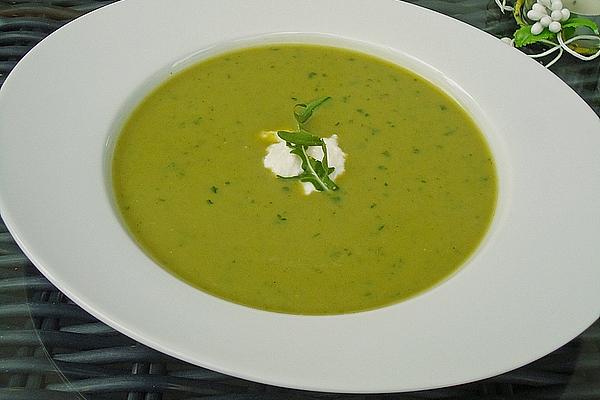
[527,0,571,34]
[496,0,600,68]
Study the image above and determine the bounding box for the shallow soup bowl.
[0,0,599,393]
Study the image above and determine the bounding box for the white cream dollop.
[263,133,346,195]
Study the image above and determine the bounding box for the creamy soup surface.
[112,44,497,315]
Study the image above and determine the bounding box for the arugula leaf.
[286,145,338,191]
[562,17,600,34]
[276,97,340,193]
[320,142,331,174]
[293,96,331,125]
[311,157,339,191]
[514,25,557,47]
[277,130,323,146]
[279,143,338,192]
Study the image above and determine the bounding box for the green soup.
[112,44,497,315]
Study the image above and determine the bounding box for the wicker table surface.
[1,1,599,399]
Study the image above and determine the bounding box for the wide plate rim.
[0,0,599,393]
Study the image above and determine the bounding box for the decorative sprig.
[497,0,600,67]
[276,97,339,192]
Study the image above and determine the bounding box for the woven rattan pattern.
[1,1,599,399]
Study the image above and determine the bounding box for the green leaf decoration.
[562,17,600,35]
[276,97,340,193]
[277,130,323,146]
[514,25,557,47]
[281,145,338,192]
[320,142,331,173]
[562,26,576,39]
[312,158,339,191]
[293,96,331,126]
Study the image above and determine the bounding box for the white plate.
[0,0,599,393]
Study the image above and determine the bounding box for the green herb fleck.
[210,186,218,194]
[444,129,457,136]
[206,199,214,205]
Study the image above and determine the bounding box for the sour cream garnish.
[263,132,346,195]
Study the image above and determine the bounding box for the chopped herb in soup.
[112,44,497,315]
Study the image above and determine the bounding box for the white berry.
[540,15,552,26]
[551,0,563,10]
[528,10,543,20]
[531,22,545,35]
[527,0,571,36]
[549,21,562,32]
[532,3,548,13]
[551,9,563,20]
